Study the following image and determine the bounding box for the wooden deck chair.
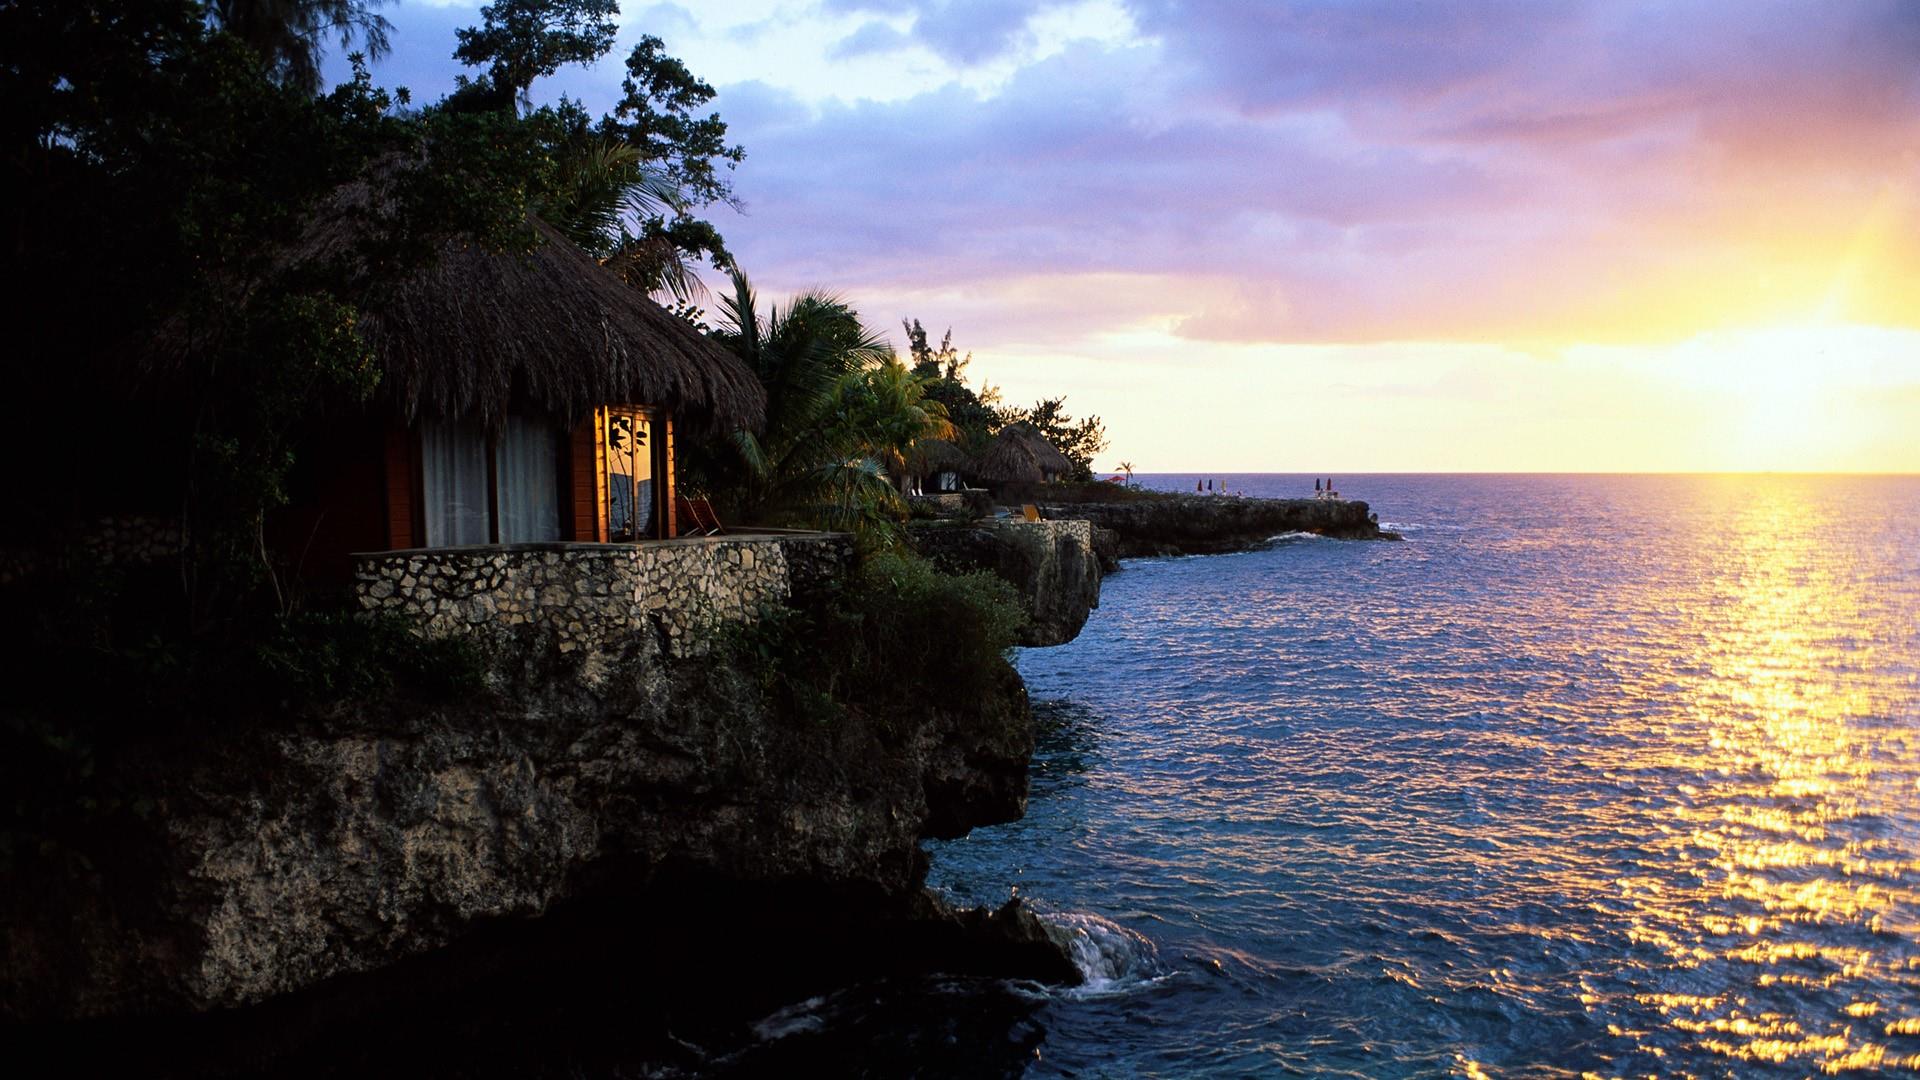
[676,496,725,537]
[1021,503,1042,522]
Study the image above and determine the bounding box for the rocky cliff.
[2,614,1078,1071]
[1048,495,1397,558]
[907,519,1102,646]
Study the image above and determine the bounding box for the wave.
[1381,521,1465,532]
[750,995,830,1041]
[1268,531,1331,543]
[1044,912,1170,998]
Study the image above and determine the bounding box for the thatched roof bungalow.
[348,218,764,436]
[262,215,767,576]
[973,423,1071,486]
[907,438,972,491]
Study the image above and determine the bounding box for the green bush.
[0,562,485,735]
[716,548,1025,724]
[849,549,1026,693]
[242,610,487,704]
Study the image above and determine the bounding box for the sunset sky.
[344,1,1920,472]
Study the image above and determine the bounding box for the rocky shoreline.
[906,518,1103,645]
[2,524,1116,1074]
[4,641,1077,1073]
[1047,495,1399,560]
[1,490,1401,1071]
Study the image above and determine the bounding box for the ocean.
[753,474,1920,1077]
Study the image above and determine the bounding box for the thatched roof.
[973,423,1070,483]
[344,217,764,431]
[1010,423,1072,474]
[910,438,971,473]
[971,435,1042,483]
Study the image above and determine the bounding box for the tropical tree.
[448,4,743,297]
[834,358,956,491]
[451,0,617,113]
[699,271,900,531]
[206,0,393,93]
[1117,461,1135,485]
[529,110,705,299]
[999,396,1107,482]
[899,318,1000,452]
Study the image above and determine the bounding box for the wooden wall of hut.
[271,412,393,589]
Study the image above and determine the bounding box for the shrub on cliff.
[719,549,1025,724]
[848,550,1026,694]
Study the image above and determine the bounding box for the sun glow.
[1555,321,1920,473]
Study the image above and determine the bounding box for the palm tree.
[536,136,707,301]
[1117,461,1135,486]
[207,0,394,94]
[703,270,902,530]
[839,358,956,493]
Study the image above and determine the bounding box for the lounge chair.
[676,496,725,537]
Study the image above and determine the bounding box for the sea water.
[746,474,1920,1077]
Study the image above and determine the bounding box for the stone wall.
[0,514,184,588]
[353,532,853,669]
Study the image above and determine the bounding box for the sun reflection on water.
[1600,479,1920,1073]
[933,475,1920,1077]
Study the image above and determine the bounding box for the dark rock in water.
[902,894,1084,987]
[907,519,1103,647]
[0,624,1076,1071]
[1046,495,1399,558]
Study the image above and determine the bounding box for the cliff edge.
[907,518,1103,646]
[1,538,1095,1072]
[1048,495,1397,558]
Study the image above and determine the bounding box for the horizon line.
[1105,470,1920,477]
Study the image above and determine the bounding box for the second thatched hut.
[973,422,1071,487]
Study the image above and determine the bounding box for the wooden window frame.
[399,418,567,548]
[601,405,671,542]
[391,411,679,551]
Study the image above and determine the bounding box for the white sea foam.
[750,995,829,1041]
[1044,912,1170,998]
[1268,531,1330,543]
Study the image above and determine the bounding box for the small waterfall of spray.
[1044,912,1167,995]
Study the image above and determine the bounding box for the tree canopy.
[206,0,394,93]
[452,0,617,112]
[1000,396,1108,482]
[445,3,745,291]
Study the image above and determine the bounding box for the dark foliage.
[208,0,395,94]
[999,397,1108,482]
[0,562,483,872]
[717,550,1026,726]
[452,0,617,111]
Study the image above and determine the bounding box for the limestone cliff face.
[1049,496,1396,558]
[1,629,1061,1025]
[907,519,1103,647]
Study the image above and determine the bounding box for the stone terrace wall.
[354,533,853,670]
[0,514,185,588]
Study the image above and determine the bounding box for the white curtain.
[421,418,490,546]
[495,415,561,542]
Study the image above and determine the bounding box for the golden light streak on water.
[923,474,1920,1077]
[1604,478,1920,1072]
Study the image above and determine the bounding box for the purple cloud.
[827,20,912,60]
[336,1,1920,346]
[824,0,1065,64]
